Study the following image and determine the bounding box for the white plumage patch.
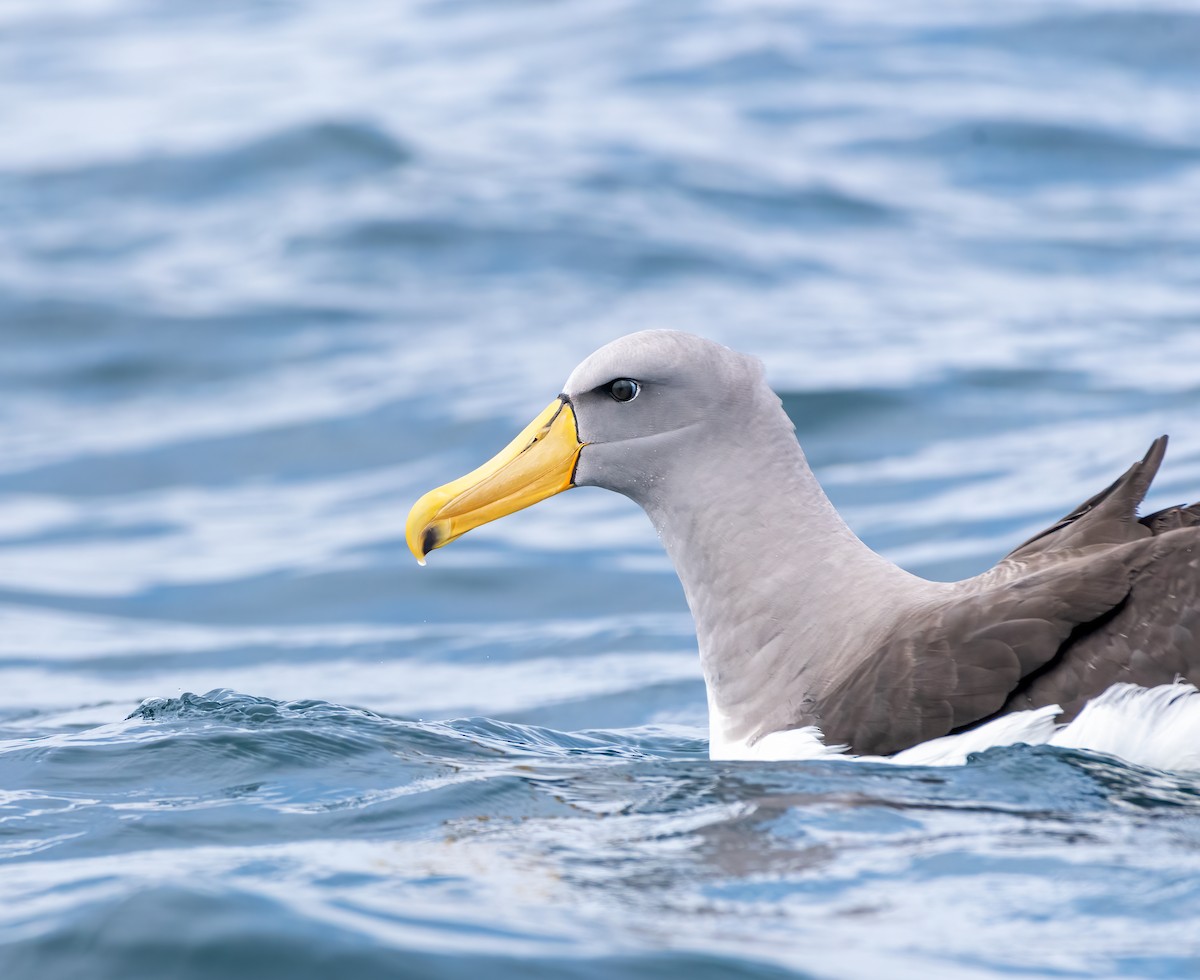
[709,682,1200,771]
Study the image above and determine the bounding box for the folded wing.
[815,437,1200,755]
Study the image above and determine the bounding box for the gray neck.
[637,398,938,746]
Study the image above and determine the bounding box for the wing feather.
[772,437,1200,756]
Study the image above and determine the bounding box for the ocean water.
[4,0,1200,976]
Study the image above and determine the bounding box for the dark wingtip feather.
[1133,435,1170,503]
[1004,435,1174,560]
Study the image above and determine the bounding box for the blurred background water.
[3,1,1200,977]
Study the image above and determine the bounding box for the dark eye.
[608,378,640,403]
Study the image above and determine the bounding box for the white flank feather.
[1049,682,1200,771]
[713,683,1200,771]
[888,705,1062,767]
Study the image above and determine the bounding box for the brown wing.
[997,436,1200,717]
[817,541,1160,755]
[816,437,1200,755]
[1000,528,1200,719]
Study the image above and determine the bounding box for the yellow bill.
[406,397,585,564]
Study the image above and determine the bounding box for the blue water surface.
[3,1,1200,977]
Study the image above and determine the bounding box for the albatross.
[406,331,1200,763]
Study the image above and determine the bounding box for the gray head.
[565,330,780,504]
[405,329,789,561]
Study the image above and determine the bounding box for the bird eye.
[608,378,640,402]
